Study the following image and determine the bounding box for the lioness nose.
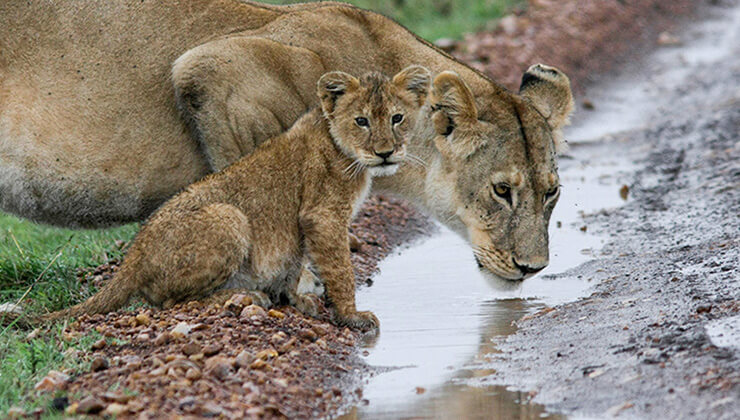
[375,150,393,160]
[513,259,546,274]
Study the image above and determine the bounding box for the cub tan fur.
[40,66,431,330]
[0,1,573,282]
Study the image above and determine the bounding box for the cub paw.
[295,293,321,318]
[336,310,379,332]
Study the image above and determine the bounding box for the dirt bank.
[480,1,740,418]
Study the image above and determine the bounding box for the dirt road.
[480,2,740,419]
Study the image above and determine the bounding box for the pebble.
[76,396,105,414]
[102,402,128,416]
[102,392,133,404]
[268,309,286,319]
[256,348,278,360]
[235,350,255,368]
[135,313,151,326]
[299,328,318,341]
[171,322,194,338]
[91,338,107,350]
[91,356,109,372]
[203,343,222,357]
[224,294,253,313]
[154,331,170,346]
[186,367,202,380]
[34,370,70,392]
[240,305,267,319]
[182,341,202,356]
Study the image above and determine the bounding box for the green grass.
[0,213,137,417]
[260,0,520,41]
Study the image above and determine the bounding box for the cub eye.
[355,117,369,127]
[391,114,404,124]
[493,184,512,204]
[545,186,560,201]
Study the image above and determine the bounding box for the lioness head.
[427,64,574,283]
[318,65,431,177]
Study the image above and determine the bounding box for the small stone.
[619,185,629,201]
[171,322,194,338]
[299,328,318,341]
[91,356,109,372]
[135,313,150,326]
[91,338,107,350]
[154,332,170,346]
[267,309,285,319]
[102,403,128,416]
[582,99,595,110]
[203,343,222,357]
[256,348,278,360]
[240,305,266,319]
[415,386,426,395]
[102,392,133,404]
[250,358,267,370]
[77,396,105,414]
[235,350,255,369]
[182,341,202,356]
[186,367,202,380]
[224,294,252,313]
[0,302,23,315]
[312,324,328,337]
[270,331,288,345]
[278,338,297,354]
[34,370,70,392]
[205,356,233,380]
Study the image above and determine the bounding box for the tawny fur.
[39,66,432,331]
[0,1,573,281]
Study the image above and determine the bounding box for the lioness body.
[41,67,430,329]
[0,0,574,281]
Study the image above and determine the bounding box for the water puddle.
[337,145,634,419]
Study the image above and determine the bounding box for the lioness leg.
[139,203,252,308]
[172,36,325,171]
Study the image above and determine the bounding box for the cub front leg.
[301,213,379,331]
[172,36,325,171]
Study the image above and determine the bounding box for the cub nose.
[375,150,393,160]
[513,259,546,274]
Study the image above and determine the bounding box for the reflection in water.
[339,229,572,420]
[338,142,633,419]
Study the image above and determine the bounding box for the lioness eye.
[355,117,369,127]
[391,114,404,124]
[493,184,512,204]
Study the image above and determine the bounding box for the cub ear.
[430,71,479,137]
[519,64,574,153]
[392,65,432,106]
[317,71,360,117]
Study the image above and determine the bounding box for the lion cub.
[44,66,431,330]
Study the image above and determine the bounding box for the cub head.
[427,64,574,284]
[318,65,431,177]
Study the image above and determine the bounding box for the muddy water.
[336,136,634,418]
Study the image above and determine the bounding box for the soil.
[18,0,725,418]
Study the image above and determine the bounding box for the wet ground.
[341,1,740,419]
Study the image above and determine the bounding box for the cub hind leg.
[139,203,252,308]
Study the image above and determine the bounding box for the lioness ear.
[317,71,360,117]
[392,65,431,106]
[430,71,479,137]
[519,64,574,154]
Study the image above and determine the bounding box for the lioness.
[0,1,573,283]
[37,66,431,330]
